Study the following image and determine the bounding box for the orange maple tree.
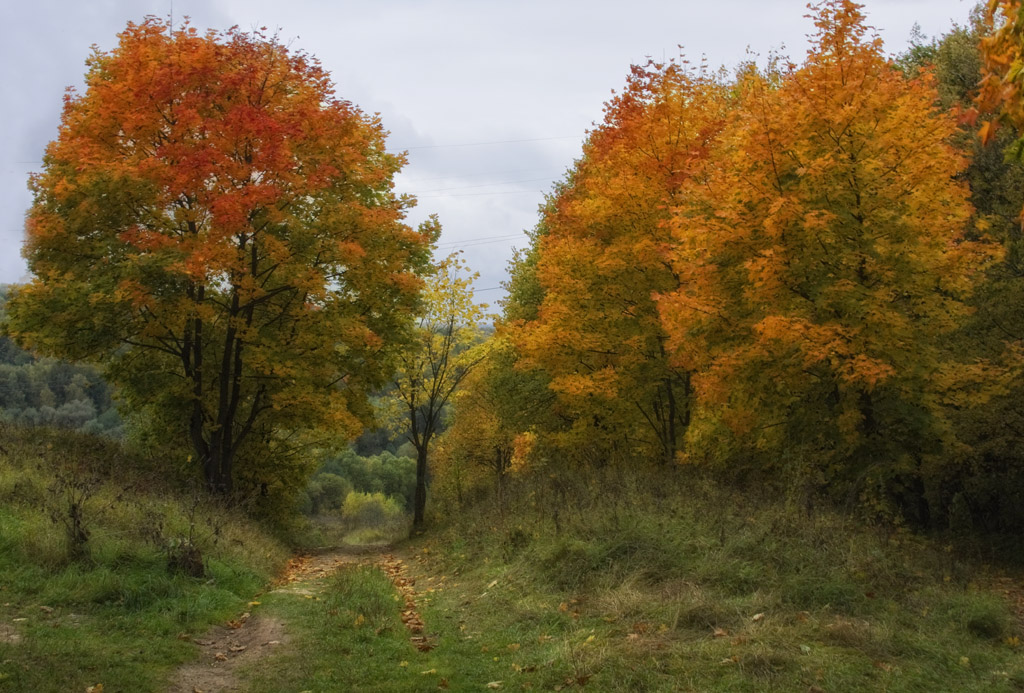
[9,19,433,494]
[512,62,727,465]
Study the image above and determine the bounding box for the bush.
[341,491,406,530]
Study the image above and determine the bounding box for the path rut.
[166,546,395,693]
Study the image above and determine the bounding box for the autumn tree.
[391,254,488,529]
[512,62,727,467]
[917,0,1024,529]
[658,0,990,519]
[8,19,433,496]
[436,335,541,513]
[978,0,1024,154]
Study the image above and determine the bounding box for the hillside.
[0,426,290,691]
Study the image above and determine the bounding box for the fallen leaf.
[486,682,503,689]
[85,686,103,693]
[213,653,227,662]
[751,613,765,622]
[421,669,437,675]
[712,628,728,638]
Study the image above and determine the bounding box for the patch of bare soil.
[167,615,287,693]
[0,622,21,644]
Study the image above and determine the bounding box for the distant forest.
[0,286,121,436]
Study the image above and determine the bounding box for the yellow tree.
[659,1,991,516]
[514,62,727,466]
[8,20,433,495]
[978,0,1024,153]
[436,336,536,510]
[392,253,488,529]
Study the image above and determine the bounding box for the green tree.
[8,20,433,495]
[391,253,488,529]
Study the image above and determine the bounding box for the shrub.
[341,491,406,531]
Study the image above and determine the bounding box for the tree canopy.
[8,19,434,495]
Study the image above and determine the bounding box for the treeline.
[300,449,416,516]
[0,287,121,436]
[435,3,1024,532]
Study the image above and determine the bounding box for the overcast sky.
[1,0,974,305]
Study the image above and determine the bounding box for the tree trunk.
[413,444,428,530]
[203,448,233,494]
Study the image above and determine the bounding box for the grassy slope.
[5,426,1024,692]
[0,426,290,692]
[246,475,1024,692]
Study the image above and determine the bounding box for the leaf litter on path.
[377,553,436,652]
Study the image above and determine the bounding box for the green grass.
[246,472,1024,691]
[7,426,1024,691]
[243,567,435,692]
[0,426,290,692]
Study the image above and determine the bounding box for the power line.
[417,189,545,200]
[438,236,526,252]
[396,166,561,184]
[404,176,554,194]
[437,232,525,247]
[398,135,581,151]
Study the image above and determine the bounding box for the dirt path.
[167,547,392,693]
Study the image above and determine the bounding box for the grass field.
[0,427,289,692]
[4,428,1024,691]
[239,475,1024,691]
